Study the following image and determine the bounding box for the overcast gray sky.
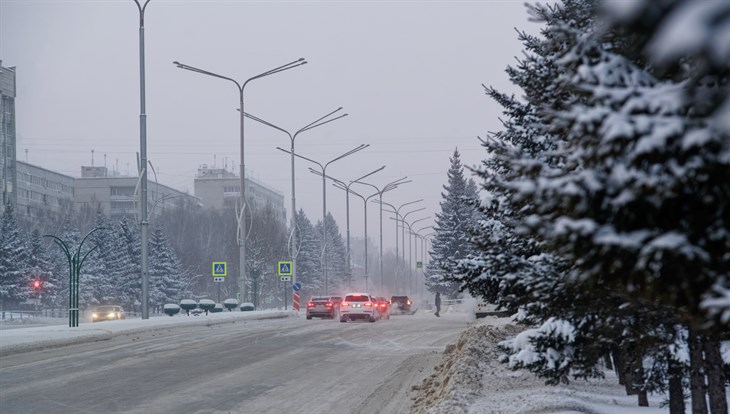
[1,0,537,250]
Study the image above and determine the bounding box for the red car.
[306,296,337,319]
[375,297,390,320]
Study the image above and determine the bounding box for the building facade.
[16,161,75,218]
[1,61,16,213]
[75,166,199,218]
[194,165,286,222]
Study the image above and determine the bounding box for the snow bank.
[411,318,671,414]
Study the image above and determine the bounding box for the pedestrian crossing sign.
[416,260,423,269]
[212,262,227,277]
[278,261,293,276]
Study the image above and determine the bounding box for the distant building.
[16,161,75,218]
[1,61,16,213]
[74,166,199,218]
[194,165,286,222]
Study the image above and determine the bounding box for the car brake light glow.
[307,302,314,307]
[326,302,333,307]
[364,302,372,307]
[341,302,349,307]
[407,300,411,305]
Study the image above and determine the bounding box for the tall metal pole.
[174,58,306,304]
[134,0,150,319]
[354,178,410,296]
[242,108,347,293]
[319,168,385,290]
[279,145,369,295]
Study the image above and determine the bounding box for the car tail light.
[307,302,315,307]
[407,300,412,305]
[326,302,333,307]
[341,302,349,307]
[364,302,372,307]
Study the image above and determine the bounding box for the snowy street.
[0,310,468,414]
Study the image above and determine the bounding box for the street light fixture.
[133,0,151,319]
[353,177,410,296]
[242,108,348,289]
[337,186,380,290]
[311,166,385,289]
[278,145,369,295]
[173,57,307,303]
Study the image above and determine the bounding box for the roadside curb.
[0,310,294,357]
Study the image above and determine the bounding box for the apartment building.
[1,61,16,213]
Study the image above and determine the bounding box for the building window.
[111,186,136,197]
[223,186,240,194]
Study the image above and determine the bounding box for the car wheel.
[369,316,376,323]
[306,315,312,320]
[340,318,347,323]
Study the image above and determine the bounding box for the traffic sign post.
[212,262,227,276]
[277,261,293,276]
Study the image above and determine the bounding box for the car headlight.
[92,313,98,318]
[108,313,115,318]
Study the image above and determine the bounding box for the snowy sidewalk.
[0,310,294,356]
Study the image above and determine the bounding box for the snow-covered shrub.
[198,299,215,315]
[499,318,576,385]
[240,302,255,312]
[163,303,180,317]
[211,303,223,313]
[179,299,197,315]
[223,298,238,311]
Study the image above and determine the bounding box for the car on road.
[340,293,378,322]
[390,296,413,314]
[306,296,338,319]
[92,305,126,322]
[375,297,390,320]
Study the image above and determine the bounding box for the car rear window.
[345,295,370,302]
[310,297,330,302]
[391,296,408,302]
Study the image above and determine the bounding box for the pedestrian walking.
[434,292,441,317]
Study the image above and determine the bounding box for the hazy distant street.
[0,312,469,414]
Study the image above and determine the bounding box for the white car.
[340,293,378,323]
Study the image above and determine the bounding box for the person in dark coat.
[434,292,441,317]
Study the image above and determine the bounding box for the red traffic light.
[32,280,42,290]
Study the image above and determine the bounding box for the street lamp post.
[312,167,385,290]
[278,145,369,295]
[407,217,430,295]
[353,178,410,296]
[173,57,307,303]
[242,108,347,289]
[133,0,151,319]
[341,187,379,290]
[380,201,424,293]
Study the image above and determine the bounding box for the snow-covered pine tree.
[149,224,184,309]
[425,148,479,299]
[0,204,29,308]
[114,217,142,312]
[295,209,322,299]
[484,0,728,410]
[316,212,348,293]
[26,229,55,307]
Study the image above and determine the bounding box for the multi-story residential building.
[16,161,75,218]
[74,166,199,218]
[1,61,16,213]
[194,165,286,222]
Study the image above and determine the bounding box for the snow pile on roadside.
[411,317,669,414]
[410,318,521,414]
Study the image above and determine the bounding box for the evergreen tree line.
[1,195,356,312]
[426,1,729,412]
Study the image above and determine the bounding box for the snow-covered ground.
[3,306,725,413]
[411,311,728,414]
[0,309,292,356]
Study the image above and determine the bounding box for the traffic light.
[32,279,42,291]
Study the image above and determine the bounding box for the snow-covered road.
[0,310,469,414]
